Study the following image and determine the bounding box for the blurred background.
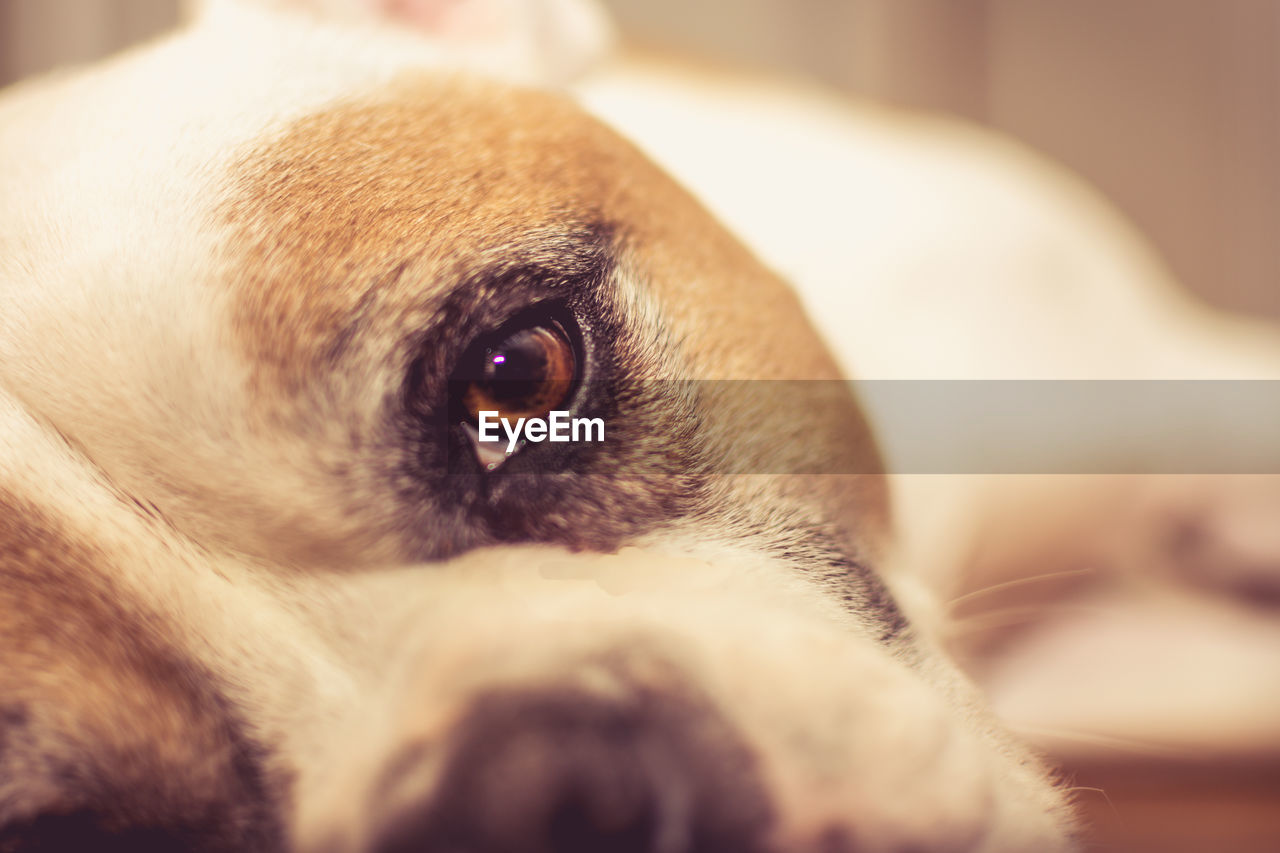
[2,0,1277,322]
[603,0,1280,323]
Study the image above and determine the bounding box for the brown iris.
[460,322,577,422]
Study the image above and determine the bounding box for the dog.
[572,41,1280,852]
[0,1,1080,850]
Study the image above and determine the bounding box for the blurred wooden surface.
[1064,753,1280,852]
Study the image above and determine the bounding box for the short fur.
[0,2,1075,851]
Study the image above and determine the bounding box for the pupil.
[481,329,553,408]
[458,319,574,424]
[485,331,547,382]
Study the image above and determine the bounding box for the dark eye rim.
[448,300,585,426]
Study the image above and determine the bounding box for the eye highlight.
[457,312,578,424]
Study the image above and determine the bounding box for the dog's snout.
[370,683,773,853]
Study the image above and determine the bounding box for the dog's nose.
[369,684,773,853]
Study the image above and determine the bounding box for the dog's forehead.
[218,77,844,384]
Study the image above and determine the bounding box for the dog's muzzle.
[366,681,773,853]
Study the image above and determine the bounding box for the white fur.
[575,52,1280,785]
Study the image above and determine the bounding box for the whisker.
[1006,724,1185,758]
[944,603,1106,636]
[946,568,1096,611]
[1062,785,1123,826]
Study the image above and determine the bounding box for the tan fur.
[218,78,890,550]
[222,79,851,389]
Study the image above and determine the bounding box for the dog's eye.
[460,320,576,422]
